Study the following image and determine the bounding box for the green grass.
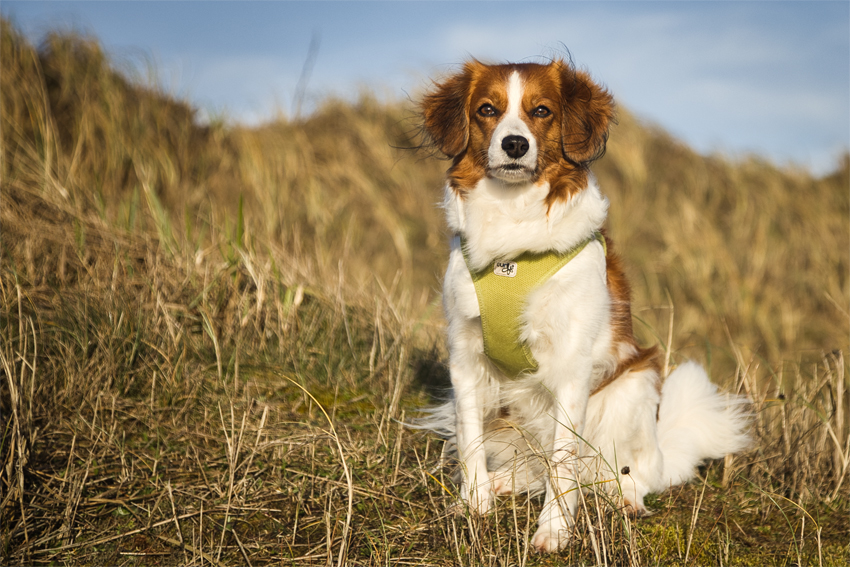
[1,18,848,565]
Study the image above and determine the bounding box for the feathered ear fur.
[421,61,479,158]
[557,61,615,165]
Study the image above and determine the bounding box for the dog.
[417,59,751,553]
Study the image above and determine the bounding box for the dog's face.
[422,59,614,201]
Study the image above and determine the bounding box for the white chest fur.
[444,177,609,272]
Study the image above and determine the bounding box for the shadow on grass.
[410,346,452,402]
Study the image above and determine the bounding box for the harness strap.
[461,231,606,378]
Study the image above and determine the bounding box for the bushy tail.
[406,400,457,438]
[654,361,751,491]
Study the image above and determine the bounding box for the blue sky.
[3,1,849,174]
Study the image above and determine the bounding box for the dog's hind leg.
[482,417,543,496]
[583,366,664,516]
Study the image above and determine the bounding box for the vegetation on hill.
[2,19,848,565]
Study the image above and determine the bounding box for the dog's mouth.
[490,163,535,181]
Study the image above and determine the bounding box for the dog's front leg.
[444,244,493,515]
[531,377,591,552]
[452,366,491,515]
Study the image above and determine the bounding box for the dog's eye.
[532,105,551,118]
[478,104,497,117]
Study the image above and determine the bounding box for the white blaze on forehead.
[506,71,523,119]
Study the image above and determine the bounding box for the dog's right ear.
[421,62,478,158]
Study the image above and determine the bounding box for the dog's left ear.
[557,62,615,165]
[421,61,479,158]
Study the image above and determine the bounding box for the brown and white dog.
[418,59,750,553]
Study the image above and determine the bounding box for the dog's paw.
[622,497,648,518]
[530,521,571,553]
[445,500,466,517]
[489,471,514,496]
[455,483,492,516]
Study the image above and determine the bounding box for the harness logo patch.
[494,261,518,278]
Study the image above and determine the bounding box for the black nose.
[501,135,529,159]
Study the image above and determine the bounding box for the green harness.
[461,231,605,378]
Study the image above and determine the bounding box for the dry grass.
[598,113,849,368]
[1,20,848,565]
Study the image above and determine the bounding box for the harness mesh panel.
[462,232,605,377]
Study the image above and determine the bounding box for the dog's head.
[422,59,614,201]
